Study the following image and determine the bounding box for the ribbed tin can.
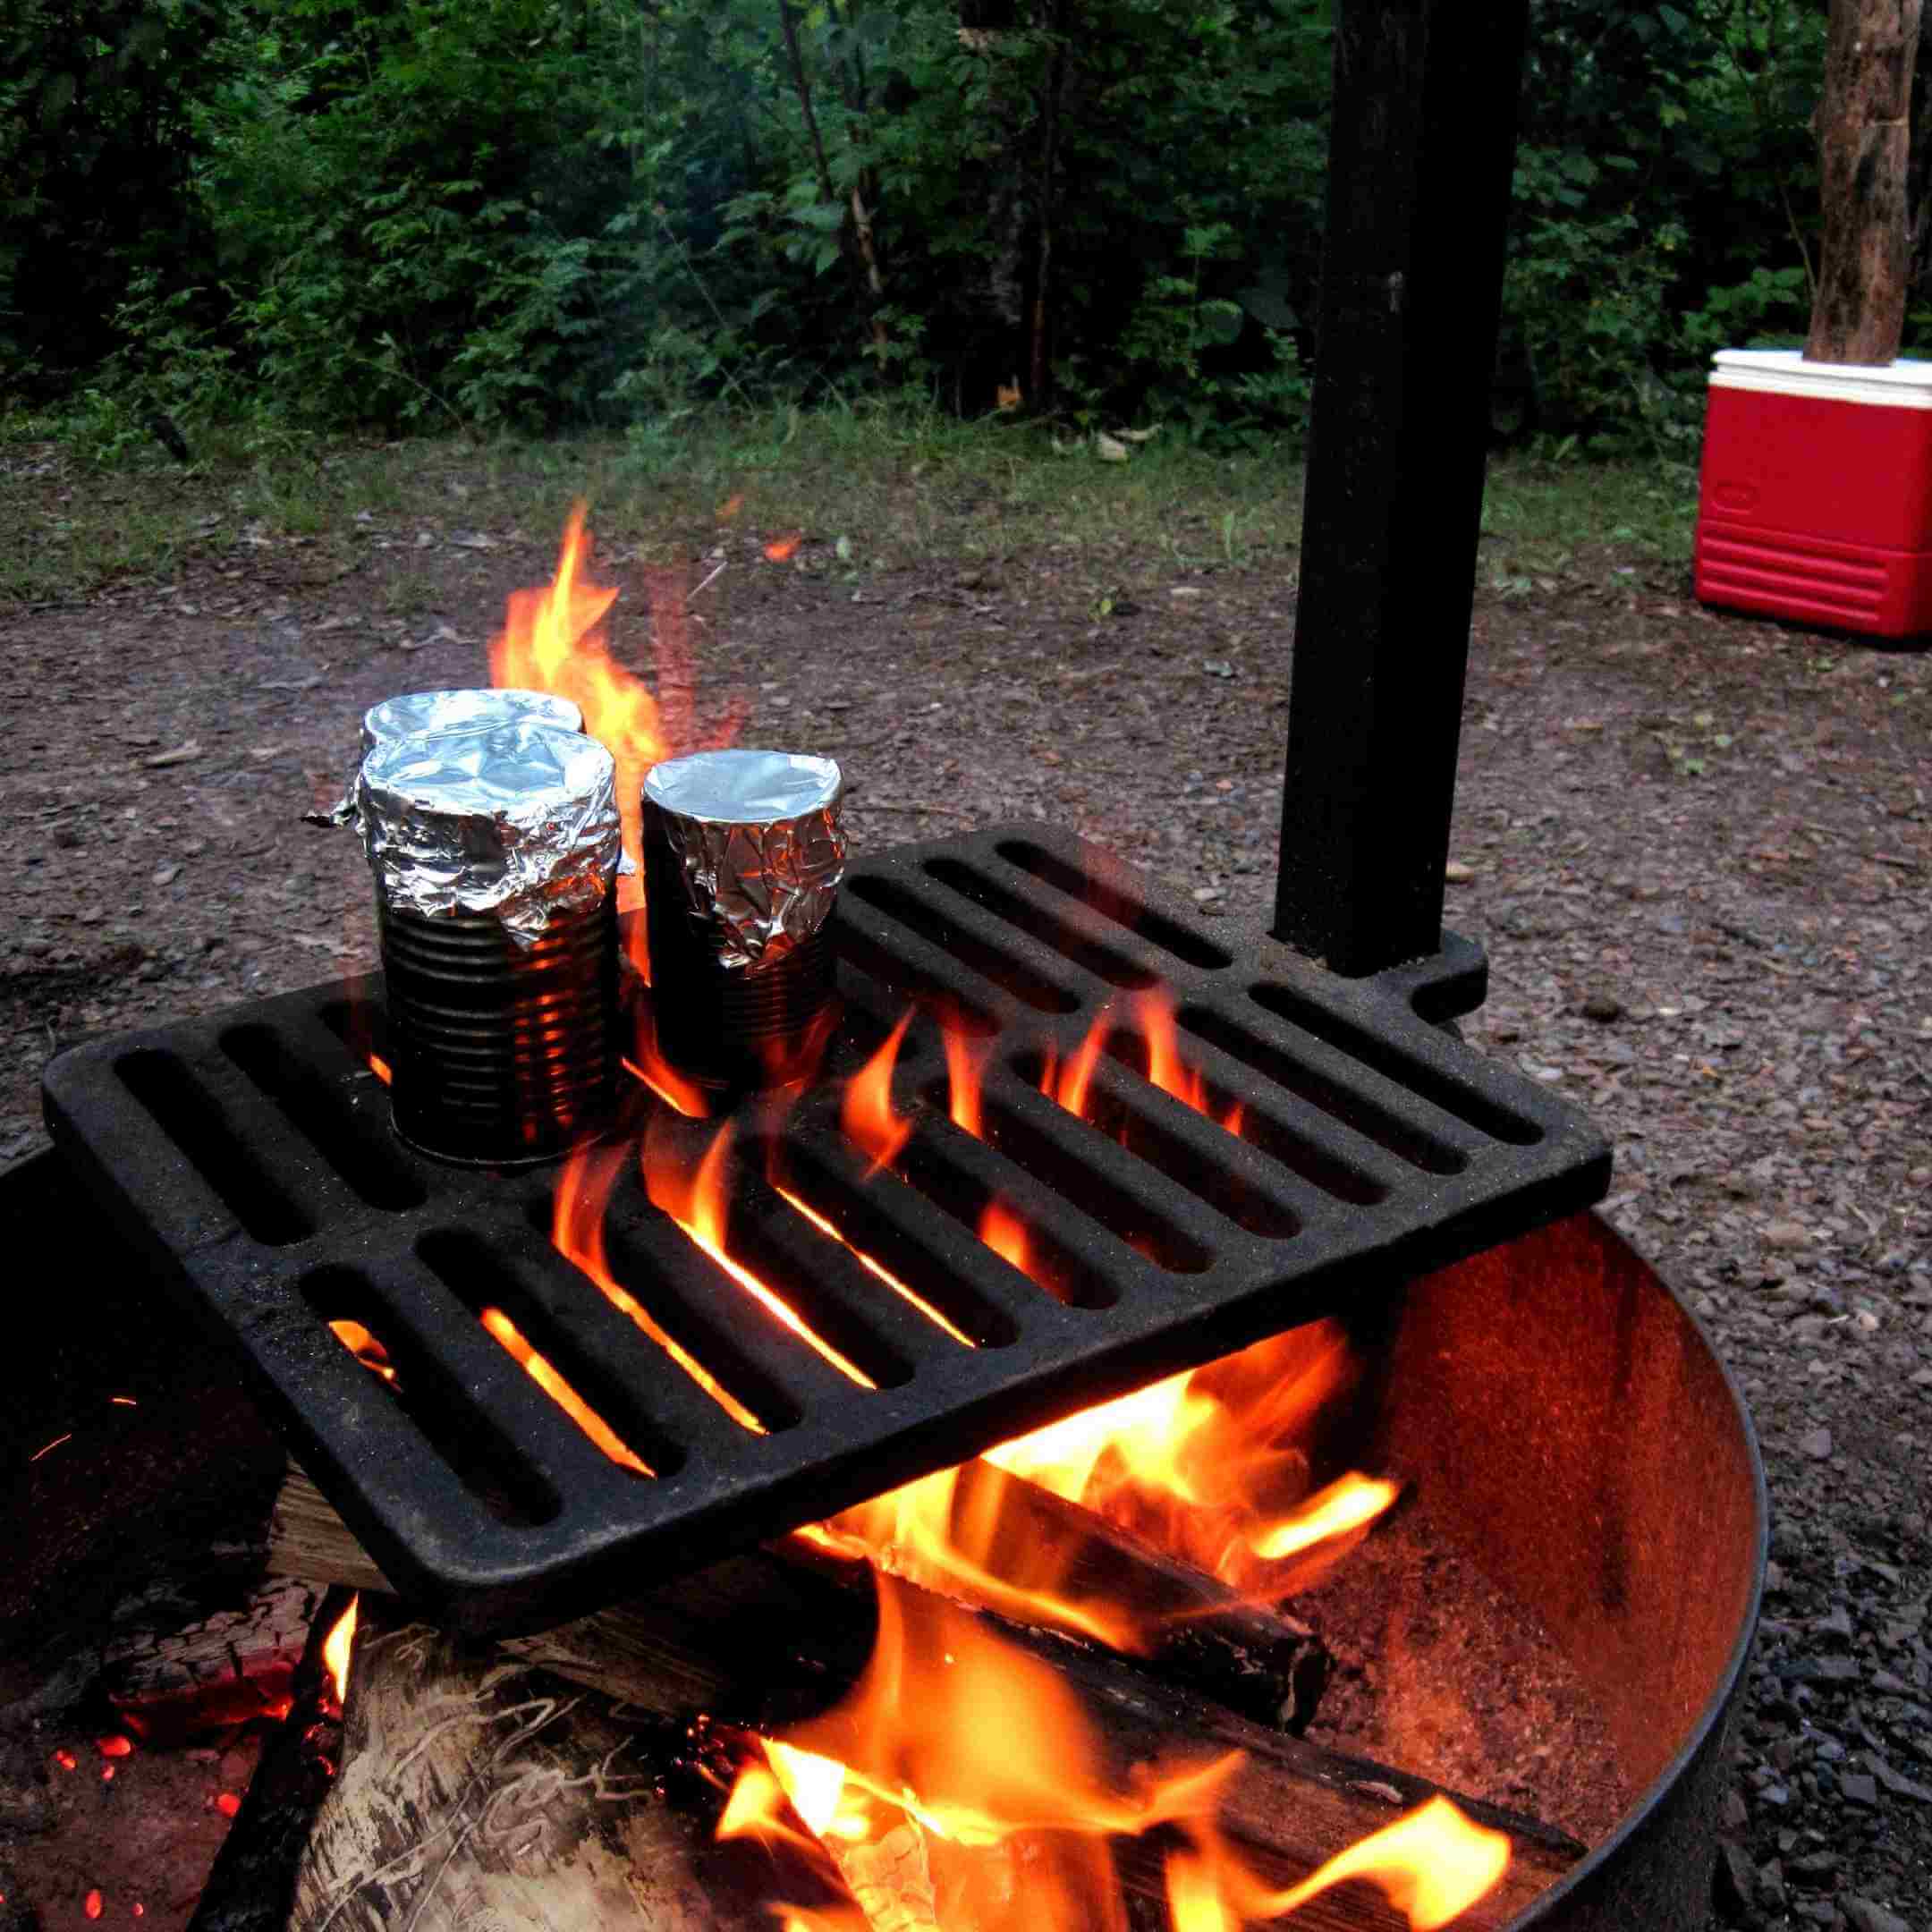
[640,750,846,1091]
[377,885,618,1165]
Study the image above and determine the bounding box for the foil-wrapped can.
[310,687,585,828]
[642,749,845,1088]
[357,719,621,945]
[356,719,622,1164]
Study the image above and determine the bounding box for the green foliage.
[0,0,1882,455]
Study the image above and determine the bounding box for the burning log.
[184,1586,356,1932]
[285,1572,1580,1932]
[264,1461,1330,1733]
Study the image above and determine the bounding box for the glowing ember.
[479,1305,653,1475]
[97,1735,131,1759]
[843,1013,914,1175]
[368,1053,394,1087]
[645,1123,876,1389]
[133,1908,145,1920]
[108,1395,137,1408]
[30,1433,72,1463]
[84,1889,104,1919]
[100,1765,114,1782]
[54,1749,76,1771]
[322,1596,360,1707]
[764,532,804,562]
[328,1319,398,1386]
[214,1791,241,1818]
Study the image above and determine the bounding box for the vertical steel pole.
[1273,0,1532,977]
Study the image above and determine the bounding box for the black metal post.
[1274,1,1532,977]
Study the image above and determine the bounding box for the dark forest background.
[5,1,1927,458]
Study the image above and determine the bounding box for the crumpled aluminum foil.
[309,689,584,828]
[356,719,622,945]
[643,749,845,972]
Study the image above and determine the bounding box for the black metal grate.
[43,826,1608,1633]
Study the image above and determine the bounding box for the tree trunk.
[1807,0,1924,363]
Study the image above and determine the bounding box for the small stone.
[1868,1756,1932,1802]
[1581,989,1624,1022]
[151,864,180,887]
[1799,1427,1834,1461]
[1839,1772,1878,1807]
[1764,1219,1810,1249]
[1444,860,1475,883]
[1713,1839,1756,1920]
[1844,1899,1912,1932]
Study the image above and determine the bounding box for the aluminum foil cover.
[360,688,583,753]
[644,750,845,972]
[311,689,585,828]
[357,720,621,945]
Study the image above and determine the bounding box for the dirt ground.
[2,439,1929,1931]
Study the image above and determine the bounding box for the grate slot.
[302,1267,556,1527]
[832,912,1002,1035]
[1100,1029,1394,1209]
[1005,1052,1306,1237]
[1179,1004,1473,1175]
[346,1250,647,1509]
[764,1131,1024,1349]
[728,1178,963,1383]
[115,1049,317,1247]
[886,1118,1121,1309]
[920,857,1159,991]
[843,876,1080,1014]
[892,1081,1215,1279]
[220,1022,427,1215]
[1245,983,1543,1147]
[318,988,390,1075]
[416,1227,679,1480]
[996,838,1233,971]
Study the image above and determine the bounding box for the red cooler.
[1695,347,1932,640]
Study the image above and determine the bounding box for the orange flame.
[976,1199,1030,1275]
[721,1578,1504,1932]
[490,503,746,909]
[943,1025,985,1139]
[552,1142,767,1433]
[984,1320,1399,1596]
[843,1013,914,1175]
[367,1053,394,1088]
[643,1123,877,1389]
[1135,987,1244,1133]
[765,532,803,562]
[479,1305,654,1475]
[322,1596,359,1707]
[1042,1008,1112,1117]
[328,1319,399,1386]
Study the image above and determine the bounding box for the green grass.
[2,400,1700,606]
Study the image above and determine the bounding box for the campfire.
[21,23,1767,1916]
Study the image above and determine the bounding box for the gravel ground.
[2,447,1929,1930]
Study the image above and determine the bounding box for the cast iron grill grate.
[43,826,1609,1633]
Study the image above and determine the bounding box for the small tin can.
[641,750,845,1089]
[356,719,622,1163]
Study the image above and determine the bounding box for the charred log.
[184,1585,355,1932]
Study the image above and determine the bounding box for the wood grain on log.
[1808,0,1925,362]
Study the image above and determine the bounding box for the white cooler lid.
[1711,347,1932,408]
